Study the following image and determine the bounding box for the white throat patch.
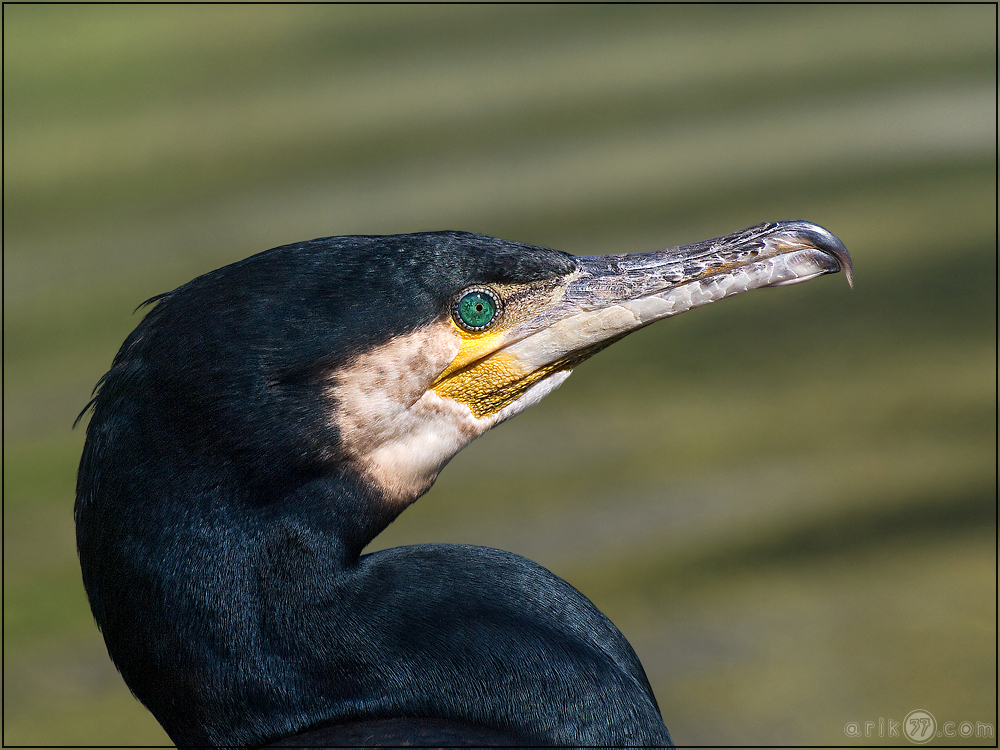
[326,321,570,505]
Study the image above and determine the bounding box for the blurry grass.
[630,529,996,745]
[6,6,991,194]
[4,3,996,746]
[5,6,995,252]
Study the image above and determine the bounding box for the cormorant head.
[81,223,851,526]
[320,221,852,510]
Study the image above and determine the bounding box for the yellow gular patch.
[431,281,569,418]
[430,322,525,419]
[434,327,508,381]
[431,351,530,419]
[433,332,623,419]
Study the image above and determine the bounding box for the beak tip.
[776,220,854,288]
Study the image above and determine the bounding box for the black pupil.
[457,290,497,330]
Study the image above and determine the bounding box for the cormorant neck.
[79,422,673,748]
[77,438,414,745]
[271,469,407,566]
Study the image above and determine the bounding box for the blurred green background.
[4,5,996,746]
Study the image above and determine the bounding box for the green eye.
[455,288,500,331]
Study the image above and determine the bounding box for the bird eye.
[454,288,500,332]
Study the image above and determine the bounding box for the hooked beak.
[433,220,852,419]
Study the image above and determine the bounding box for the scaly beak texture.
[433,221,852,419]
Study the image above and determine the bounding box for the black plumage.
[76,224,850,746]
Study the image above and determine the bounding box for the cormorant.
[75,220,851,747]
